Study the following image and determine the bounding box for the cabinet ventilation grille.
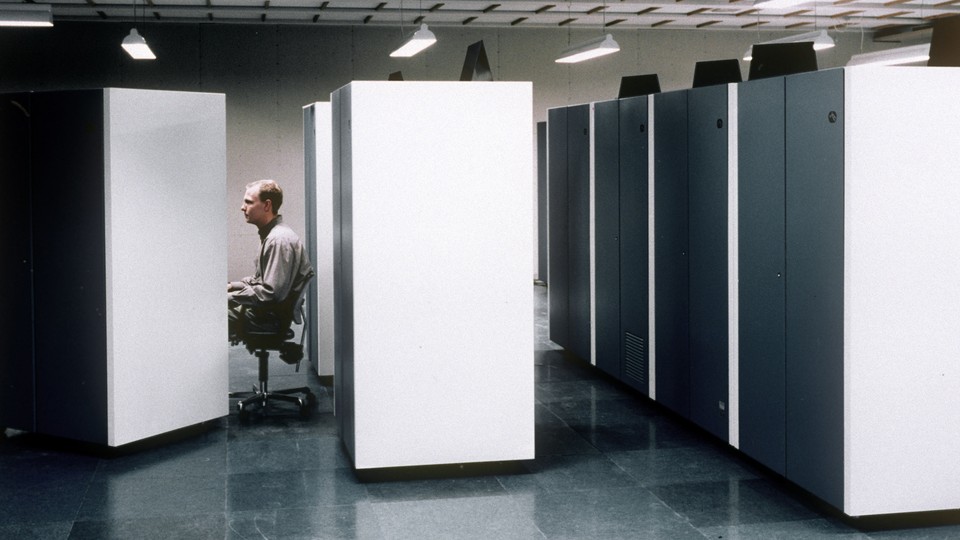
[623,331,647,385]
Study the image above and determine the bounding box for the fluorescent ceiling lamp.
[743,29,835,61]
[555,34,620,64]
[390,23,437,58]
[753,0,811,9]
[846,43,930,66]
[122,28,156,60]
[0,4,53,27]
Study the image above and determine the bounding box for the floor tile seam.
[225,434,344,446]
[71,509,231,531]
[69,458,105,530]
[366,489,527,506]
[644,486,701,534]
[0,517,77,529]
[87,473,231,487]
[224,465,357,481]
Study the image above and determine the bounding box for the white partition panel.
[335,81,534,469]
[304,102,335,378]
[104,88,228,447]
[843,67,960,516]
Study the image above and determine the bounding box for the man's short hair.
[247,179,283,212]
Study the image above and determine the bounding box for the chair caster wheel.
[237,404,250,422]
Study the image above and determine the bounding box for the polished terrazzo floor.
[2,285,960,539]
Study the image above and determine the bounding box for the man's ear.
[263,198,273,213]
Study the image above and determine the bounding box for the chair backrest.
[241,272,315,352]
[288,273,314,327]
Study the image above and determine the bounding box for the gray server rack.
[618,96,651,394]
[0,94,37,434]
[783,69,845,509]
[686,85,730,441]
[537,122,548,284]
[31,91,111,443]
[593,99,621,378]
[547,107,569,349]
[737,69,844,507]
[653,91,690,418]
[547,104,591,362]
[737,76,788,476]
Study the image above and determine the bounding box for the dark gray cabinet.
[737,76,787,476]
[653,90,690,418]
[547,107,568,349]
[591,96,652,390]
[0,93,35,433]
[737,69,844,508]
[784,69,845,509]
[618,96,650,394]
[687,85,730,441]
[593,100,621,378]
[548,104,591,362]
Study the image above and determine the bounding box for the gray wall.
[0,22,883,280]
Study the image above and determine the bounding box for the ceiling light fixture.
[0,4,53,27]
[846,43,931,66]
[122,0,155,60]
[556,33,620,63]
[122,28,156,60]
[753,0,812,9]
[390,23,437,57]
[743,29,834,60]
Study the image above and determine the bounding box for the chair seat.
[239,328,295,350]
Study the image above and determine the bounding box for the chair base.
[230,385,316,421]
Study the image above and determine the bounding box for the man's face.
[241,187,271,227]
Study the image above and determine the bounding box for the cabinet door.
[0,94,35,432]
[785,69,845,509]
[547,107,569,349]
[653,91,690,417]
[537,122,548,284]
[594,100,620,376]
[619,96,650,394]
[31,90,109,444]
[738,77,787,474]
[567,105,592,363]
[687,85,729,441]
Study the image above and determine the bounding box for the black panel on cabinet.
[653,91,690,418]
[547,107,569,349]
[30,90,109,444]
[593,100,621,378]
[738,76,788,475]
[0,93,36,432]
[566,105,592,363]
[618,96,650,394]
[687,85,729,441]
[784,69,845,509]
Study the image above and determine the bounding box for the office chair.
[230,275,316,421]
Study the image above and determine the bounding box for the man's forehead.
[244,187,260,201]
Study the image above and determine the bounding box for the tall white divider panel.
[104,89,228,446]
[332,81,534,469]
[842,66,960,516]
[303,102,335,378]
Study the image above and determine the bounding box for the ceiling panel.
[4,0,955,35]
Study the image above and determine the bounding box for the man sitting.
[228,179,314,338]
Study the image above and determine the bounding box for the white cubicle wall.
[332,81,534,470]
[104,89,228,446]
[840,66,960,516]
[303,102,335,378]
